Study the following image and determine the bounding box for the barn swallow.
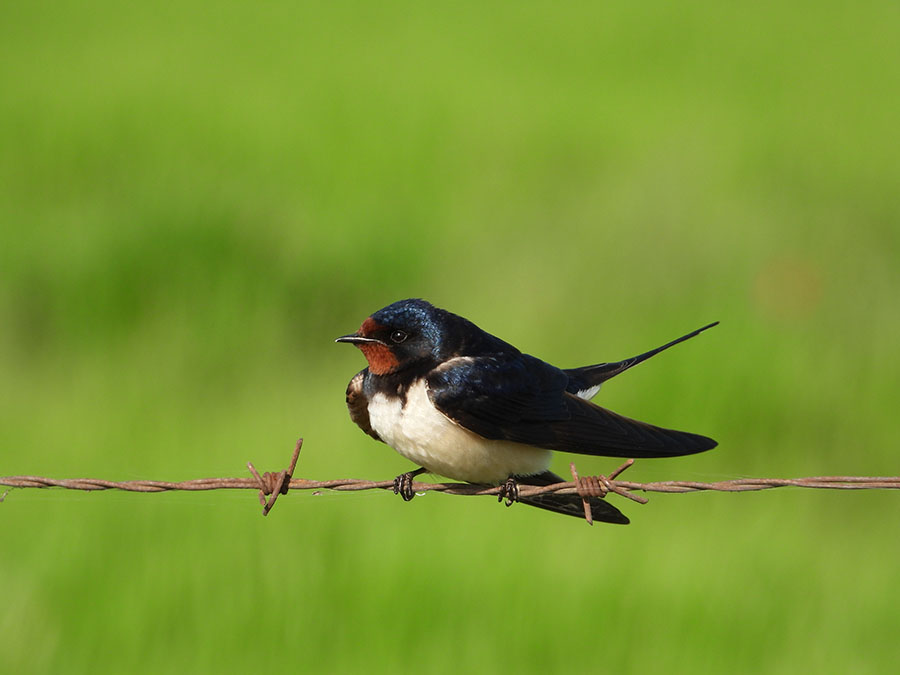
[337,299,717,524]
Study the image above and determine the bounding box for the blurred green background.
[2,1,898,672]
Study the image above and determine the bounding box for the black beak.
[335,334,386,345]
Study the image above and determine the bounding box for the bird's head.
[336,299,447,375]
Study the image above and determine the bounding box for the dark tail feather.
[565,322,719,393]
[518,471,630,525]
[521,493,630,524]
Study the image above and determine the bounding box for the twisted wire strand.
[2,439,898,519]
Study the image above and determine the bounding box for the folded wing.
[428,354,716,458]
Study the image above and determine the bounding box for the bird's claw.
[498,476,519,507]
[393,471,420,501]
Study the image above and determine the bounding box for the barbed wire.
[2,438,898,523]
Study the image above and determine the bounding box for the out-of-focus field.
[1,2,898,672]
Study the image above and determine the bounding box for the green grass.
[2,1,899,672]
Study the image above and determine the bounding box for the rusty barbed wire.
[1,438,898,522]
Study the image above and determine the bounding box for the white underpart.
[575,384,601,400]
[367,379,551,484]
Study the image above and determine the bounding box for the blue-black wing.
[427,355,716,458]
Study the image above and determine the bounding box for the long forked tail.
[564,321,718,397]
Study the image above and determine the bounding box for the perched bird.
[337,299,717,524]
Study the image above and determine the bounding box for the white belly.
[367,379,551,484]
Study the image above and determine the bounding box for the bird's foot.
[392,468,426,502]
[498,476,519,507]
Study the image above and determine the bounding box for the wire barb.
[569,459,649,525]
[247,438,303,516]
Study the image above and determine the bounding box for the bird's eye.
[390,330,408,344]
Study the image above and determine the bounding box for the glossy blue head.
[335,299,451,374]
[370,298,445,346]
[336,299,516,375]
